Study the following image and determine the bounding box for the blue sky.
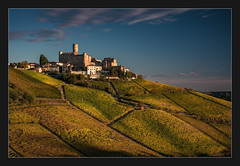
[8,8,231,91]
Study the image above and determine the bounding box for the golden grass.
[190,91,231,108]
[9,106,161,157]
[111,109,227,157]
[210,123,232,138]
[22,70,64,89]
[165,92,231,124]
[9,124,84,157]
[128,94,186,113]
[172,113,231,147]
[9,68,61,99]
[65,85,133,123]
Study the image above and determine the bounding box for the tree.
[39,54,49,66]
[137,74,143,80]
[21,61,29,68]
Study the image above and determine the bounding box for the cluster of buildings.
[9,44,137,79]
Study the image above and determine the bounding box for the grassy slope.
[172,113,231,147]
[9,105,161,157]
[189,90,231,108]
[9,67,61,99]
[65,85,133,123]
[112,80,149,97]
[165,91,231,124]
[9,124,84,157]
[9,69,231,157]
[87,80,115,95]
[111,109,227,157]
[22,70,64,89]
[113,80,186,113]
[133,79,231,124]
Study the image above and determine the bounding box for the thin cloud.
[147,71,199,78]
[9,31,26,40]
[103,28,112,32]
[28,28,66,42]
[177,72,199,76]
[37,8,193,28]
[9,28,67,43]
[145,74,231,91]
[202,13,215,18]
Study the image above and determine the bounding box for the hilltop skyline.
[9,8,231,91]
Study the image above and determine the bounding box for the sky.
[8,8,231,92]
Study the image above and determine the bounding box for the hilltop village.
[9,44,138,80]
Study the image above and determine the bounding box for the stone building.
[113,65,129,73]
[59,44,100,70]
[102,57,117,70]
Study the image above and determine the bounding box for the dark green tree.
[39,54,49,66]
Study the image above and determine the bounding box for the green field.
[9,67,61,99]
[64,85,133,123]
[111,109,227,157]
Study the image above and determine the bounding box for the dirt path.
[107,109,136,126]
[109,82,119,98]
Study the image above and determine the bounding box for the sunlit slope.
[9,105,161,157]
[111,109,227,157]
[22,70,64,89]
[9,67,61,99]
[188,90,231,108]
[113,80,186,113]
[132,79,231,124]
[64,85,133,123]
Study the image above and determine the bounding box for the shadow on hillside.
[75,144,160,157]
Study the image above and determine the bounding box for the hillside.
[9,67,61,100]
[8,69,231,157]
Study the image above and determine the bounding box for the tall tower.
[73,44,78,55]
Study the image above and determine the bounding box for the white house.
[87,65,102,75]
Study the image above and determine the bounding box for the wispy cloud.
[9,31,26,40]
[202,13,215,18]
[144,74,231,91]
[103,28,112,32]
[9,28,67,43]
[177,72,199,76]
[148,71,199,78]
[37,8,193,28]
[28,28,65,42]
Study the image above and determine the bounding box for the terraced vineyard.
[9,67,61,99]
[22,70,65,89]
[9,104,160,157]
[64,85,133,123]
[9,69,231,157]
[111,109,227,157]
[165,91,231,124]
